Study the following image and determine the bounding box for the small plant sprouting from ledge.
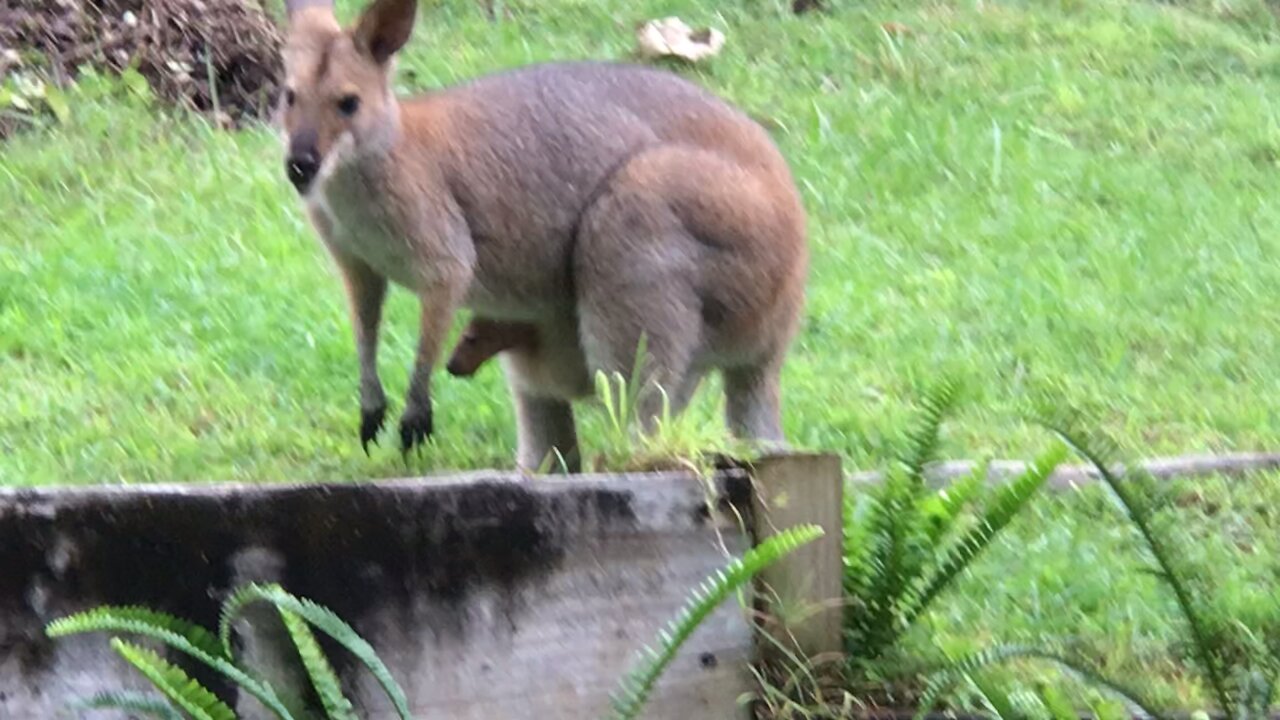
[584,335,753,476]
[45,582,412,720]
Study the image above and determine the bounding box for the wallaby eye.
[284,88,296,107]
[337,94,360,117]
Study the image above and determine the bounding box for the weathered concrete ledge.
[0,469,766,719]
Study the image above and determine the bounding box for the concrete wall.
[0,470,762,719]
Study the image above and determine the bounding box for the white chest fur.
[305,139,422,291]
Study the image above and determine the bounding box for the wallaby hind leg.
[575,173,704,433]
[510,389,580,473]
[724,360,787,446]
[576,141,807,444]
[579,295,701,433]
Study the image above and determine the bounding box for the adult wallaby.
[279,0,809,472]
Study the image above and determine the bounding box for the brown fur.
[278,0,809,470]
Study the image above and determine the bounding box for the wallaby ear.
[353,0,418,65]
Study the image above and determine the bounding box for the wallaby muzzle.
[286,130,321,193]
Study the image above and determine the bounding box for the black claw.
[398,405,434,456]
[360,405,386,455]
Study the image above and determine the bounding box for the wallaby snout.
[446,319,540,378]
[286,130,321,193]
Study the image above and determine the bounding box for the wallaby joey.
[278,0,809,472]
[446,318,539,379]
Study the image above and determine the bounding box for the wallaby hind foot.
[511,390,580,473]
[724,361,787,447]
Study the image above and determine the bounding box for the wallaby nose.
[286,153,320,193]
[445,356,473,377]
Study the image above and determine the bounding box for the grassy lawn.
[6,0,1280,485]
[3,0,1279,709]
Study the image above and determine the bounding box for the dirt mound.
[1,0,284,130]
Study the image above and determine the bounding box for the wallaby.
[279,0,809,472]
[445,318,539,378]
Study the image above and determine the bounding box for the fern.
[219,583,412,720]
[1037,682,1082,720]
[898,442,1067,633]
[278,607,358,720]
[858,380,963,651]
[915,643,1048,718]
[900,376,962,486]
[855,463,929,657]
[841,485,876,601]
[47,605,228,660]
[920,456,990,546]
[1039,410,1236,718]
[915,642,1166,720]
[607,523,825,720]
[844,380,1063,664]
[109,638,238,720]
[969,671,1021,720]
[46,607,295,719]
[74,690,185,720]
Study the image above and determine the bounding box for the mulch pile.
[0,0,284,133]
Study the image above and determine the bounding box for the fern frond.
[1039,412,1236,719]
[47,606,227,660]
[109,638,238,720]
[855,465,931,658]
[278,608,358,720]
[853,380,965,657]
[46,608,294,719]
[218,584,255,656]
[921,456,990,546]
[841,488,878,601]
[969,671,1021,720]
[219,583,412,720]
[915,642,1167,720]
[899,443,1066,632]
[607,524,825,720]
[74,690,185,720]
[1024,648,1167,720]
[900,376,962,486]
[915,643,1046,719]
[1037,682,1080,720]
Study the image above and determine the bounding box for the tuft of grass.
[582,339,751,475]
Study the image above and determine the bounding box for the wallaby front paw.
[360,404,387,455]
[399,404,433,455]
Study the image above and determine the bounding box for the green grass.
[5,0,1280,484]
[3,0,1280,708]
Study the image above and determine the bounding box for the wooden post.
[749,452,845,660]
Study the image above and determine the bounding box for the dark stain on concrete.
[0,478,635,701]
[576,488,636,526]
[0,493,239,702]
[690,469,753,527]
